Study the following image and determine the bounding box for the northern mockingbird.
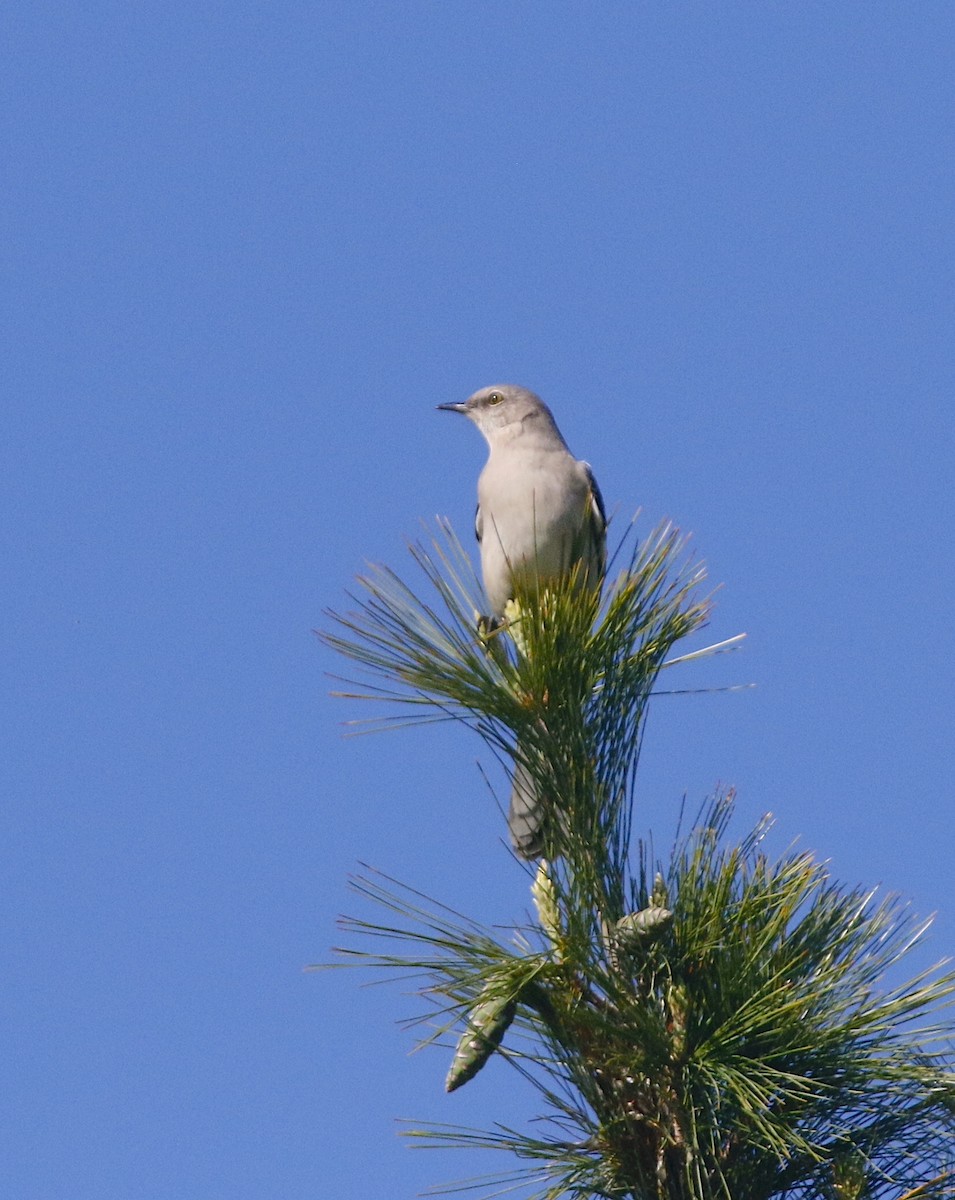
[438,384,607,857]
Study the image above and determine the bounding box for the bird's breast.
[477,451,591,614]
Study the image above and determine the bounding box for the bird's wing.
[583,462,608,575]
[584,462,607,532]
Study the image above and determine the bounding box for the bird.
[438,384,607,857]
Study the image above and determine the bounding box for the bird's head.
[438,384,555,443]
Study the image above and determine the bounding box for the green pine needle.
[321,521,955,1200]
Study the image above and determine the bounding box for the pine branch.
[321,520,955,1200]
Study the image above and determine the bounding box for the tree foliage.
[322,521,955,1200]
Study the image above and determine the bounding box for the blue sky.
[3,3,954,1197]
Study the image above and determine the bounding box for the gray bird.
[438,384,607,857]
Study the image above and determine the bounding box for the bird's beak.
[436,402,468,414]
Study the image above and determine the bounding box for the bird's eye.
[488,391,504,405]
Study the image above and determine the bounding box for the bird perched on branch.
[438,384,607,857]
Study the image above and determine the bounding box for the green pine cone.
[445,993,518,1093]
[615,905,674,946]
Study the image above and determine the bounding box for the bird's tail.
[508,754,545,859]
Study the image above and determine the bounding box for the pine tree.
[322,520,955,1200]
